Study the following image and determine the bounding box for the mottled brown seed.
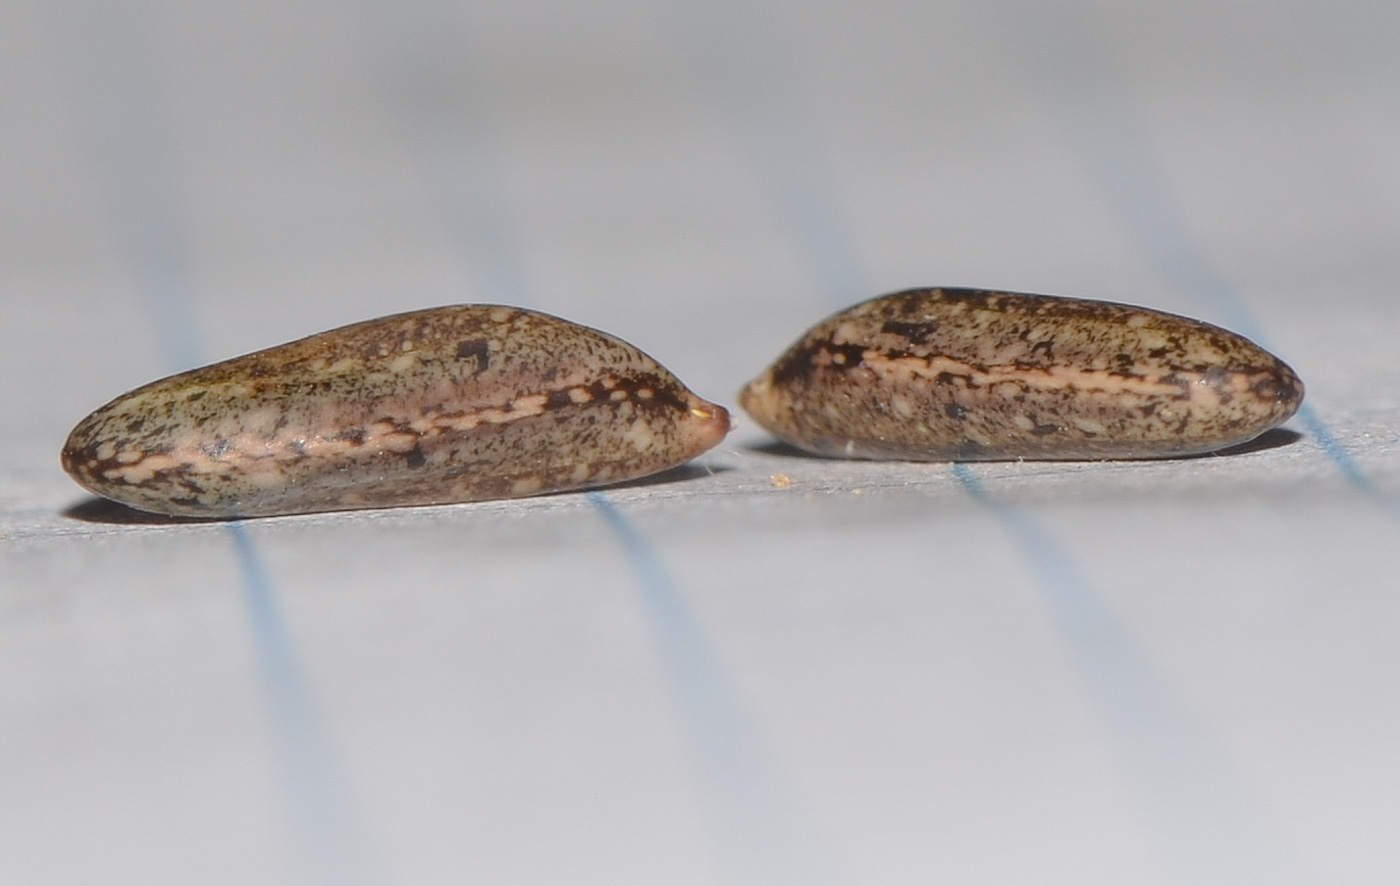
[63,305,730,517]
[740,288,1303,460]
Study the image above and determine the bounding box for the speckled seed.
[63,305,730,517]
[740,288,1303,460]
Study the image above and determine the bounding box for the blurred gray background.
[2,0,1398,883]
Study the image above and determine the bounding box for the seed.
[739,288,1303,460]
[63,305,730,517]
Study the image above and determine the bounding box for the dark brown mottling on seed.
[63,305,730,517]
[739,288,1303,460]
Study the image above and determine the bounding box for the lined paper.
[2,1,1398,883]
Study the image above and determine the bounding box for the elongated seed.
[63,305,730,517]
[740,288,1303,460]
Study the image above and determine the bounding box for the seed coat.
[740,288,1303,460]
[63,305,730,517]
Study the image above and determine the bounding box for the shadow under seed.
[743,427,1303,462]
[61,461,734,525]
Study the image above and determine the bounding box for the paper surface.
[2,0,1398,883]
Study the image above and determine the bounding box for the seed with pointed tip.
[740,288,1303,461]
[63,305,730,517]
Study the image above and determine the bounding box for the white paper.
[2,0,1398,883]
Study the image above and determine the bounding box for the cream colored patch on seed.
[240,405,286,437]
[408,411,471,434]
[326,357,363,375]
[1133,330,1169,350]
[179,455,217,473]
[570,462,591,483]
[1188,378,1223,408]
[102,453,182,484]
[862,352,1185,398]
[219,433,281,463]
[306,436,364,459]
[1225,374,1255,394]
[136,454,179,472]
[489,307,512,323]
[832,321,863,345]
[244,463,297,487]
[624,417,656,452]
[568,387,593,403]
[469,396,554,426]
[382,433,418,453]
[511,476,543,495]
[964,426,995,446]
[508,393,547,417]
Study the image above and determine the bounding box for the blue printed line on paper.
[589,493,839,886]
[1000,2,1397,528]
[677,1,1316,880]
[228,524,374,886]
[952,464,1315,885]
[54,3,373,882]
[369,4,824,880]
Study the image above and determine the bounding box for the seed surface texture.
[64,305,730,517]
[740,288,1303,460]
